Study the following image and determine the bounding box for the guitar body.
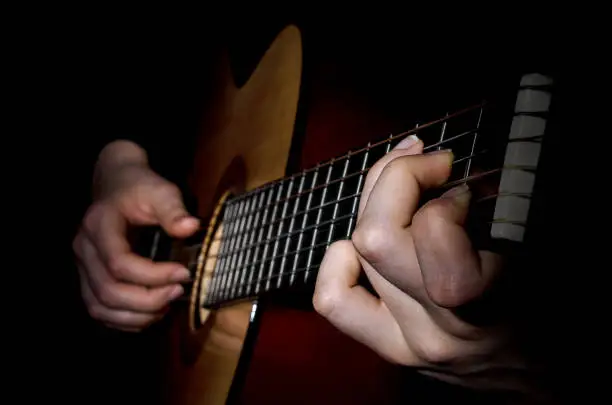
[157,25,302,405]
[144,21,564,405]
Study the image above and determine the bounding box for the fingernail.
[173,213,189,222]
[394,135,420,150]
[429,148,454,167]
[441,184,471,207]
[168,285,184,300]
[171,267,191,282]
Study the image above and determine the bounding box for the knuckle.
[159,182,180,198]
[427,281,465,308]
[324,239,353,260]
[413,335,458,365]
[106,256,126,279]
[144,291,170,312]
[82,203,106,234]
[313,241,353,317]
[382,154,409,175]
[413,205,444,240]
[351,222,392,264]
[72,233,85,258]
[87,304,105,321]
[312,287,341,318]
[96,283,119,308]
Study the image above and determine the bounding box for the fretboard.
[203,103,490,307]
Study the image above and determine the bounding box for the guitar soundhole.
[187,192,231,333]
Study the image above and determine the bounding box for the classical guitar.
[135,24,560,405]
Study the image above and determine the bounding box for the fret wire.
[228,194,253,299]
[211,214,356,302]
[277,171,306,288]
[237,190,265,297]
[213,200,238,302]
[265,177,294,291]
[214,142,494,261]
[305,162,334,282]
[214,135,498,261]
[209,104,500,304]
[225,103,484,206]
[465,106,483,178]
[209,182,529,303]
[209,201,236,302]
[218,184,364,243]
[437,112,449,151]
[212,263,323,303]
[218,213,356,283]
[224,197,249,300]
[347,142,370,237]
[214,191,361,260]
[290,165,319,285]
[254,181,285,294]
[220,198,246,300]
[210,157,515,302]
[245,187,275,296]
[221,125,481,228]
[326,154,351,246]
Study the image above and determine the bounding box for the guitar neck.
[202,73,551,308]
[204,105,488,307]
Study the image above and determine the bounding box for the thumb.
[150,184,200,238]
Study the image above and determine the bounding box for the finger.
[351,150,454,291]
[358,150,454,228]
[83,202,131,265]
[106,252,191,286]
[412,184,501,308]
[358,135,424,217]
[150,184,200,238]
[359,259,480,366]
[79,237,184,313]
[82,203,190,286]
[313,240,417,364]
[79,264,166,330]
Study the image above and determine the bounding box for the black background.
[16,10,596,404]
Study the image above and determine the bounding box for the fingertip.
[168,284,184,300]
[428,148,454,167]
[178,215,200,230]
[168,216,200,237]
[394,134,421,150]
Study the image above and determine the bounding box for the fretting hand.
[313,135,534,395]
[73,140,200,332]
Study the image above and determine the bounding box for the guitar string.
[210,145,489,244]
[199,123,539,301]
[209,157,485,261]
[208,137,540,257]
[174,170,531,305]
[198,206,531,303]
[176,186,532,297]
[188,100,546,303]
[204,151,540,302]
[221,125,481,227]
[224,103,485,206]
[217,128,541,231]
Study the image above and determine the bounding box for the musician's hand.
[73,140,200,332]
[313,135,530,394]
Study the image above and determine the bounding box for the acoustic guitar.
[135,24,561,404]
